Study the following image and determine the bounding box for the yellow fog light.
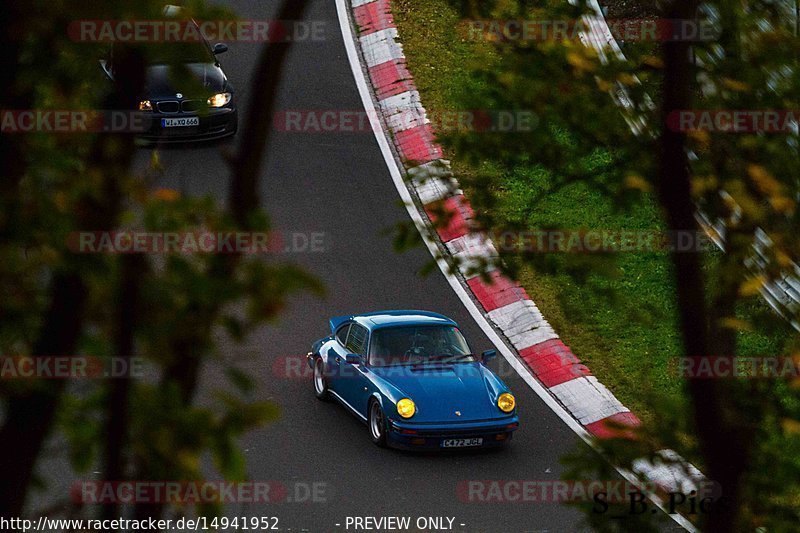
[497,393,515,413]
[207,92,232,108]
[396,398,416,418]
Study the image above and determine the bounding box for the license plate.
[441,438,483,448]
[162,117,199,127]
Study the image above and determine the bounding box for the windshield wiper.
[427,353,474,363]
[446,353,476,362]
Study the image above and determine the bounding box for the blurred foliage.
[405,0,800,529]
[1,0,321,522]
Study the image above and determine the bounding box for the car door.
[337,324,371,415]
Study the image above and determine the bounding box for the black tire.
[368,400,387,447]
[313,358,330,401]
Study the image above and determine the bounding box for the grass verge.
[391,0,789,427]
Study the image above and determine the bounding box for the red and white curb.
[336,0,701,529]
[349,0,642,446]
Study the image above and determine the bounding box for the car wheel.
[313,358,330,401]
[368,400,387,447]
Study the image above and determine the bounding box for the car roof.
[351,310,457,330]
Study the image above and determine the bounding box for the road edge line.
[335,1,697,530]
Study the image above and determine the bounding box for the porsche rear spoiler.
[328,315,352,334]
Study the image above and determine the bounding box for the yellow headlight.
[138,100,152,111]
[396,398,416,418]
[497,393,515,413]
[207,92,232,108]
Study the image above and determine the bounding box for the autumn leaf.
[720,317,753,331]
[781,418,800,434]
[624,173,651,192]
[691,175,718,196]
[747,164,783,196]
[769,196,796,216]
[595,78,612,92]
[642,55,663,69]
[721,78,751,92]
[739,276,766,297]
[567,50,596,73]
[687,129,710,146]
[153,188,181,202]
[775,250,795,269]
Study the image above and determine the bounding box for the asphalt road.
[118,0,677,531]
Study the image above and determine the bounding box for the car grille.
[156,101,180,113]
[181,100,203,112]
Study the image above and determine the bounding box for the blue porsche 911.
[306,311,519,450]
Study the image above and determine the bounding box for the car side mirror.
[345,354,363,365]
[481,349,497,363]
[212,43,228,55]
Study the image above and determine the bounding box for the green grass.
[391,0,679,423]
[391,0,790,426]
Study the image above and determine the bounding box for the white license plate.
[162,117,199,127]
[441,438,483,448]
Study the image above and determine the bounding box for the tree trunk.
[133,0,311,522]
[0,41,145,518]
[102,255,146,521]
[657,1,747,531]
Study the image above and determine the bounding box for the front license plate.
[162,117,199,127]
[441,438,483,448]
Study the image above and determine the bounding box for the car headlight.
[207,92,232,108]
[138,100,153,111]
[497,393,515,413]
[396,398,416,418]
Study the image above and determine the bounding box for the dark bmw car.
[100,18,238,142]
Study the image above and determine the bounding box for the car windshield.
[369,325,475,366]
[114,41,213,66]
